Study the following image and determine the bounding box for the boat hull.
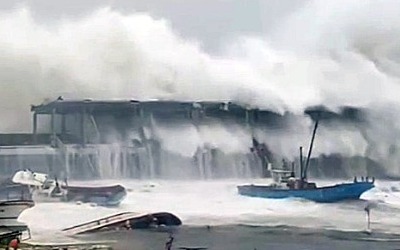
[0,200,34,227]
[0,182,32,202]
[237,182,374,203]
[27,183,126,206]
[61,184,127,207]
[63,211,182,235]
[0,183,34,229]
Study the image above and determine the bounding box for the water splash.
[0,1,400,174]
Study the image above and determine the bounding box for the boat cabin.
[269,167,318,190]
[270,169,293,184]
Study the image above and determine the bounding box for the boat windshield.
[43,180,55,190]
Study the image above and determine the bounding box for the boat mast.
[302,118,319,180]
[299,146,303,179]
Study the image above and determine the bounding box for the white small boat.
[12,170,67,203]
[12,170,127,207]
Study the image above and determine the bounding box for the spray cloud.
[0,1,400,174]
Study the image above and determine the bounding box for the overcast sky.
[0,0,309,53]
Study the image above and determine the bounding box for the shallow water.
[17,179,400,249]
[78,225,400,250]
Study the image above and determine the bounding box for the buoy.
[365,206,371,232]
[8,238,19,250]
[364,202,374,234]
[165,234,174,250]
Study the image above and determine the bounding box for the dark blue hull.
[62,184,127,207]
[83,190,127,207]
[237,182,374,203]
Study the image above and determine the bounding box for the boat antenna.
[303,116,319,180]
[291,162,295,177]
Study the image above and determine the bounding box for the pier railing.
[0,134,52,146]
[0,184,33,202]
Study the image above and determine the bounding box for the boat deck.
[62,212,143,235]
[62,211,182,235]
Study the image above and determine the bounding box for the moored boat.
[0,181,34,229]
[61,184,127,207]
[238,179,374,203]
[238,118,375,203]
[12,170,127,207]
[0,200,34,228]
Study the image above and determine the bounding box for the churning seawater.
[17,179,400,249]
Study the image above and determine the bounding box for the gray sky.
[0,0,308,53]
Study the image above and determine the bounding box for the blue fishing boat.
[238,180,374,203]
[238,118,375,203]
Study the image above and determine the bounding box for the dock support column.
[245,109,251,130]
[80,108,86,147]
[61,114,66,135]
[33,113,38,144]
[51,108,56,147]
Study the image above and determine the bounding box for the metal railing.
[0,184,33,202]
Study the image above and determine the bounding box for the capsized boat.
[238,118,375,203]
[12,170,127,207]
[62,211,182,235]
